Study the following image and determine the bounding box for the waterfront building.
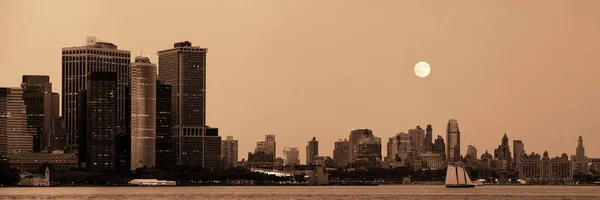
[349,129,374,162]
[513,140,525,170]
[155,81,174,168]
[0,88,32,154]
[333,139,350,167]
[424,124,433,152]
[221,136,238,168]
[433,135,446,161]
[283,147,300,166]
[78,72,118,170]
[7,151,77,171]
[62,37,131,170]
[493,133,512,170]
[21,75,54,152]
[572,136,588,173]
[465,145,478,168]
[18,167,50,187]
[446,119,460,162]
[408,125,425,157]
[420,152,445,170]
[306,137,318,165]
[520,151,574,184]
[130,56,157,170]
[158,41,221,168]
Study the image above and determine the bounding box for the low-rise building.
[420,152,445,170]
[8,151,77,171]
[18,167,50,186]
[520,151,573,185]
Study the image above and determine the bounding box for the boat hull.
[446,184,476,188]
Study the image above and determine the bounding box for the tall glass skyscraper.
[446,119,460,162]
[0,88,32,154]
[129,56,157,170]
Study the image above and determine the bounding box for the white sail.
[463,167,474,185]
[445,165,458,185]
[456,165,466,185]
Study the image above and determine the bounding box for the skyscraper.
[306,137,318,165]
[349,129,374,163]
[22,75,53,153]
[466,145,478,168]
[221,136,238,168]
[265,134,276,161]
[78,72,118,170]
[0,88,32,154]
[62,37,131,169]
[49,93,63,151]
[494,133,512,170]
[129,56,157,170]
[396,132,414,165]
[573,136,587,172]
[446,119,460,162]
[408,125,425,157]
[513,140,525,170]
[424,124,433,152]
[155,80,173,168]
[158,41,221,168]
[333,139,350,167]
[283,147,300,166]
[433,135,446,161]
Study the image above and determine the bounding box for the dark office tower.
[424,124,433,152]
[0,88,32,154]
[79,72,118,170]
[158,41,221,168]
[130,56,157,170]
[155,80,174,168]
[446,119,460,162]
[49,93,64,151]
[62,37,131,164]
[21,75,53,152]
[433,135,446,161]
[408,125,425,158]
[306,137,319,165]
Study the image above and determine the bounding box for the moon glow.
[414,61,431,78]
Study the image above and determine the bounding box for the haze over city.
[1,0,600,164]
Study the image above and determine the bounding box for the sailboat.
[445,164,476,188]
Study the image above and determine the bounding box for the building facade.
[433,135,446,161]
[420,152,445,170]
[573,136,588,173]
[0,88,32,154]
[520,151,573,184]
[78,72,118,170]
[408,125,425,157]
[158,41,221,167]
[21,75,54,153]
[349,129,374,163]
[446,119,460,162]
[493,133,512,170]
[424,124,433,152]
[221,136,238,168]
[333,139,350,167]
[283,147,300,166]
[8,151,77,171]
[306,137,318,165]
[62,37,131,170]
[513,140,525,170]
[155,80,173,168]
[129,56,157,170]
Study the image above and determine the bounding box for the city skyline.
[2,1,600,164]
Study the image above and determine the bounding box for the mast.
[463,167,467,186]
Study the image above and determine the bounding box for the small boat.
[445,164,476,188]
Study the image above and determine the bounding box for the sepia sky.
[1,0,599,163]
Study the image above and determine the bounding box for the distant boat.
[445,164,476,188]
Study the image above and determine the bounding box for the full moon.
[414,61,431,78]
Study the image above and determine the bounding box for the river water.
[1,185,599,200]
